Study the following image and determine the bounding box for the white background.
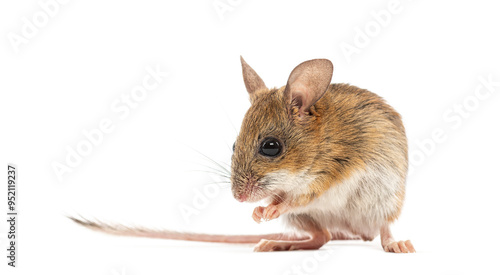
[1,0,500,274]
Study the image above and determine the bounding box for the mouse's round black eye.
[232,142,236,152]
[259,138,282,157]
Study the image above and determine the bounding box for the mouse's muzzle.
[231,174,266,203]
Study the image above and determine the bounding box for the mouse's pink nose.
[236,193,247,202]
[232,177,257,202]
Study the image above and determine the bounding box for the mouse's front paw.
[262,204,281,221]
[253,203,288,223]
[252,206,265,223]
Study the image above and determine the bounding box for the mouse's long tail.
[68,216,300,243]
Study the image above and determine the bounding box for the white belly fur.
[285,164,404,240]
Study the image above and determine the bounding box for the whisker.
[220,105,239,135]
[219,160,231,169]
[226,143,233,154]
[215,185,232,190]
[182,143,232,174]
[194,163,231,178]
[195,150,231,174]
[187,169,231,179]
[261,188,289,206]
[205,181,231,186]
[182,158,232,179]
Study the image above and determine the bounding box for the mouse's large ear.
[241,56,267,102]
[284,59,333,117]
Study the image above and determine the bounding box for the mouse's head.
[231,57,333,202]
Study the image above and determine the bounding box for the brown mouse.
[71,57,415,253]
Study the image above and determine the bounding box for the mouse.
[71,56,415,253]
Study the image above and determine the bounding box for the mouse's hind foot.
[380,224,416,253]
[253,236,328,252]
[383,240,415,253]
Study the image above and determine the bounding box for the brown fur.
[232,58,413,252]
[231,83,408,216]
